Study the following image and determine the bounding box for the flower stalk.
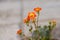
[37,11,40,27]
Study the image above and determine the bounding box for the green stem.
[48,24,52,40]
[33,22,37,29]
[37,12,39,27]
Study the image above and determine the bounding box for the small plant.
[17,7,56,40]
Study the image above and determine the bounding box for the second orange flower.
[34,7,42,12]
[28,12,36,20]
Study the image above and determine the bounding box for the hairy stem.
[37,12,40,27]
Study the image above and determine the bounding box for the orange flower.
[27,16,30,21]
[28,12,36,20]
[17,29,22,35]
[24,18,28,23]
[23,17,30,23]
[34,7,42,12]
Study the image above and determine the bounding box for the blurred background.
[0,0,60,40]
